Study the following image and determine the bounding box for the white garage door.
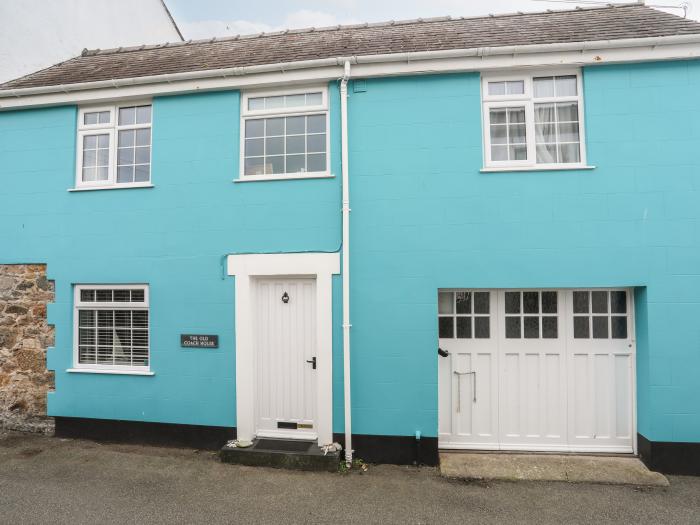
[438,289,635,453]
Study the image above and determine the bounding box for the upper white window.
[76,103,152,189]
[482,71,586,169]
[73,285,150,372]
[240,87,329,180]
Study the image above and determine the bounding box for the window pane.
[266,118,284,136]
[97,112,110,124]
[97,167,109,181]
[456,317,472,338]
[286,94,305,107]
[506,80,524,95]
[131,289,145,302]
[134,146,150,164]
[510,145,527,160]
[80,290,95,302]
[611,291,627,314]
[558,122,580,143]
[490,125,507,145]
[474,292,490,314]
[439,317,454,338]
[114,290,130,302]
[536,144,557,164]
[505,292,520,314]
[248,97,264,111]
[558,143,580,163]
[535,103,555,123]
[286,136,305,155]
[245,119,264,138]
[506,316,521,338]
[533,77,555,98]
[306,92,322,105]
[118,107,136,125]
[573,291,589,313]
[83,135,97,149]
[541,291,557,313]
[135,105,152,124]
[134,165,150,182]
[593,316,609,338]
[84,112,98,125]
[97,134,110,149]
[574,316,590,338]
[491,145,508,161]
[307,134,325,153]
[285,154,305,173]
[286,116,305,135]
[245,157,265,175]
[245,138,264,157]
[265,137,284,156]
[611,316,628,339]
[508,108,525,124]
[79,309,95,324]
[438,292,453,314]
[82,167,96,182]
[592,291,608,313]
[524,316,539,338]
[557,103,579,122]
[488,81,505,96]
[265,155,284,174]
[307,153,326,172]
[307,115,326,133]
[118,130,135,148]
[83,149,96,167]
[266,96,284,109]
[456,292,471,314]
[490,109,507,124]
[117,148,134,165]
[555,75,577,97]
[135,129,151,146]
[509,124,526,144]
[523,292,539,314]
[474,317,490,338]
[535,123,556,143]
[117,166,134,183]
[542,316,558,338]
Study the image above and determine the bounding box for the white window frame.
[71,284,152,375]
[238,86,331,182]
[481,69,589,171]
[75,101,153,190]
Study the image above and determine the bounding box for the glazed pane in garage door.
[438,288,635,453]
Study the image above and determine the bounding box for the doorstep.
[439,451,669,486]
[220,438,340,472]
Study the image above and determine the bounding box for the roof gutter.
[2,33,700,99]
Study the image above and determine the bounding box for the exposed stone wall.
[0,265,54,433]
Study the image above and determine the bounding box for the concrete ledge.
[440,452,669,487]
[220,439,340,472]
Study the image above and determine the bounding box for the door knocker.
[281,292,290,303]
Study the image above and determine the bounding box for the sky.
[166,1,696,40]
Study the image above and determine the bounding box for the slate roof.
[3,4,700,90]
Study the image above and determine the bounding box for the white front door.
[438,289,635,453]
[254,277,317,440]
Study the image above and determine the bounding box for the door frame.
[228,253,340,446]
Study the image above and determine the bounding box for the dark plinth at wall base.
[54,417,235,451]
[638,433,700,476]
[334,433,439,466]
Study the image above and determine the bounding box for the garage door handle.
[453,371,476,411]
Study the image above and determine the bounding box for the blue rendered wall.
[346,60,700,442]
[0,85,344,429]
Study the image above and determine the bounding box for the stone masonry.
[0,264,54,433]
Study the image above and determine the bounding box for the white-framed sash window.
[239,87,330,181]
[482,71,587,170]
[73,284,150,372]
[75,102,152,189]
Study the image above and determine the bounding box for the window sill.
[234,173,334,183]
[67,368,154,376]
[68,184,155,192]
[480,165,596,173]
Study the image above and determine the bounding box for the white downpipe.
[340,60,352,467]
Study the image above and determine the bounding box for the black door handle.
[438,347,449,357]
[306,357,317,369]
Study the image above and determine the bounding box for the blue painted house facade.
[1,5,700,473]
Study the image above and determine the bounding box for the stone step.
[220,438,340,472]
